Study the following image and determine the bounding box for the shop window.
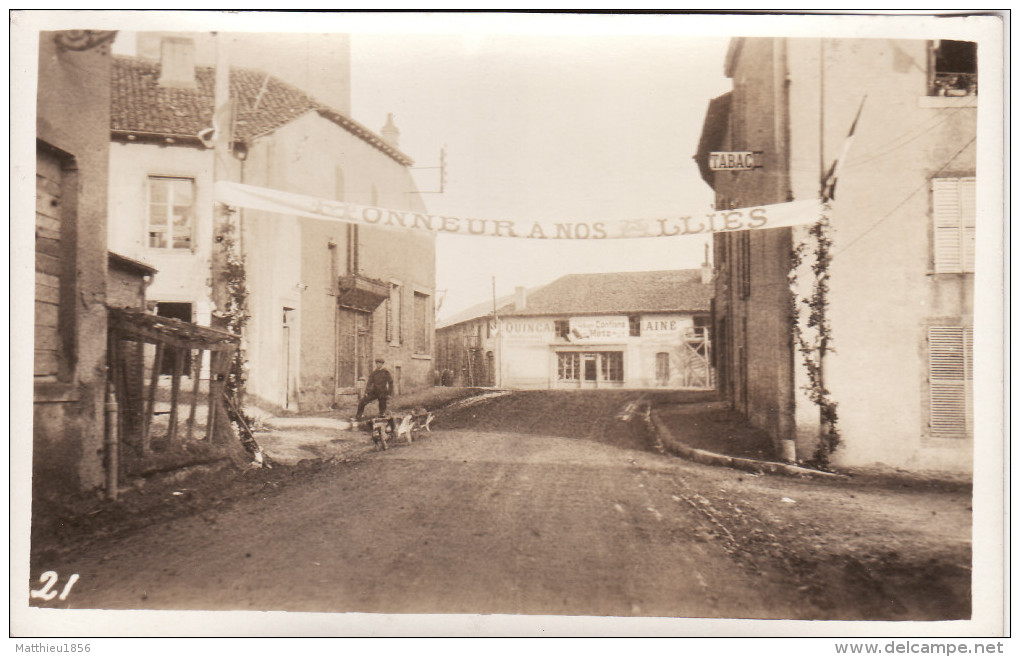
[928,326,973,438]
[628,315,641,337]
[557,352,580,381]
[148,177,194,250]
[929,40,977,97]
[932,177,976,273]
[601,351,624,382]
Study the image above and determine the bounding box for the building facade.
[437,270,713,390]
[108,36,436,414]
[698,37,976,470]
[34,30,118,499]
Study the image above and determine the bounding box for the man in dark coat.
[356,358,393,419]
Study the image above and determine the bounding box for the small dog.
[394,413,415,445]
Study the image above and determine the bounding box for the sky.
[109,19,733,321]
[347,31,732,320]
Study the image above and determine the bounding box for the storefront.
[436,270,714,391]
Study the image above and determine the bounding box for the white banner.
[215,180,822,240]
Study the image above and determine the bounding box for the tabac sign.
[709,151,762,171]
[215,180,819,240]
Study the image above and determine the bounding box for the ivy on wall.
[214,209,250,399]
[788,204,841,467]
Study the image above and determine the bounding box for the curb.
[647,407,847,480]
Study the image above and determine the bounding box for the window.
[738,231,751,299]
[554,320,570,340]
[656,352,670,385]
[557,352,581,381]
[928,326,973,438]
[386,283,402,344]
[601,351,624,382]
[929,40,977,97]
[148,177,195,250]
[932,177,976,273]
[413,291,430,355]
[628,315,641,337]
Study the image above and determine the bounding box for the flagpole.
[210,31,233,331]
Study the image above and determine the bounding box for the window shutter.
[960,178,976,271]
[932,178,976,273]
[928,326,974,438]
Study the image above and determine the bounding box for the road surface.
[35,433,811,618]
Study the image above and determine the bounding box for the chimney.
[381,113,400,148]
[701,243,713,284]
[158,37,197,89]
[514,286,527,312]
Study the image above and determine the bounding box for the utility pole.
[210,31,234,332]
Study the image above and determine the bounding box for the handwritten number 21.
[31,571,79,601]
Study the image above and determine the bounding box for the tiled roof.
[111,56,412,165]
[500,270,711,317]
[440,270,711,328]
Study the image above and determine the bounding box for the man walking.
[356,358,393,419]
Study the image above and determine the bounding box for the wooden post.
[141,342,164,454]
[167,347,185,447]
[187,348,204,442]
[205,350,219,442]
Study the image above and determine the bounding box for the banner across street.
[215,180,822,240]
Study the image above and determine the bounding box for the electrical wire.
[832,135,977,258]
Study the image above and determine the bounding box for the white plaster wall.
[107,142,218,316]
[785,38,975,470]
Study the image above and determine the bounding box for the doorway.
[155,302,193,375]
[282,307,294,409]
[336,306,373,394]
[582,353,598,388]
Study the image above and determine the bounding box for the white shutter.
[932,178,976,273]
[928,326,974,438]
[960,178,976,271]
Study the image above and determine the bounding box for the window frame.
[928,39,977,97]
[147,176,196,251]
[412,288,432,357]
[386,281,403,346]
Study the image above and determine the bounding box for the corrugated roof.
[111,56,413,165]
[440,270,711,328]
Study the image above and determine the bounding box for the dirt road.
[33,427,809,618]
[29,390,971,622]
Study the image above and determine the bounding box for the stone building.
[437,270,713,390]
[107,35,435,413]
[33,30,118,500]
[697,37,976,470]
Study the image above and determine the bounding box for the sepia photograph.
[10,10,1005,642]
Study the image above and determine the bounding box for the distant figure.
[356,358,393,419]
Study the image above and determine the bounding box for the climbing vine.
[215,209,250,399]
[788,203,841,467]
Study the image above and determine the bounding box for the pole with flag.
[209,31,235,331]
[820,95,866,202]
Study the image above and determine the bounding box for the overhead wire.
[831,135,977,258]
